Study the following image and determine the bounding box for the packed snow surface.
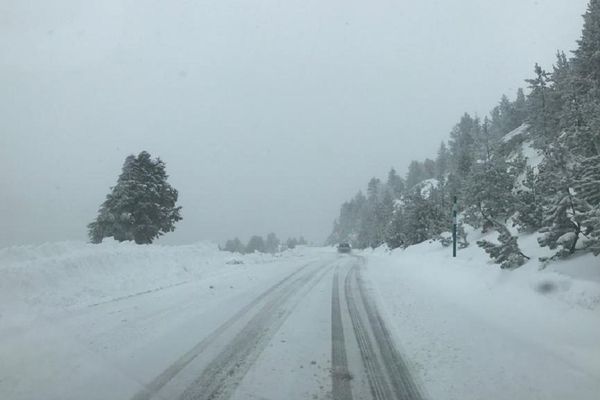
[1,239,599,400]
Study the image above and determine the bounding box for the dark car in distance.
[337,243,352,253]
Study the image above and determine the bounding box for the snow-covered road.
[0,248,424,400]
[2,241,599,400]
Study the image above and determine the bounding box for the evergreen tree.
[386,168,405,198]
[223,237,245,253]
[326,191,368,247]
[571,0,600,156]
[286,237,299,249]
[401,188,445,245]
[385,203,406,250]
[513,88,528,129]
[265,232,280,253]
[573,0,600,85]
[373,189,395,246]
[423,158,436,179]
[462,157,518,230]
[223,239,235,253]
[537,144,590,259]
[488,94,524,139]
[359,177,384,248]
[477,224,529,269]
[448,113,479,178]
[513,167,544,232]
[582,206,600,255]
[88,151,182,244]
[574,154,600,254]
[246,235,266,253]
[526,63,555,147]
[435,142,450,178]
[406,160,425,189]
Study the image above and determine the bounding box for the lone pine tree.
[88,151,182,244]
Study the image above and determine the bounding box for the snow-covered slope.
[362,234,600,400]
[0,241,305,327]
[501,123,529,143]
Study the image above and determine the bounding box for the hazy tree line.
[328,0,600,268]
[222,234,308,254]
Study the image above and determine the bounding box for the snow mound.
[0,241,302,325]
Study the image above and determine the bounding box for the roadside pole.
[452,196,457,258]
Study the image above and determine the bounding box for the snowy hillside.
[363,233,600,400]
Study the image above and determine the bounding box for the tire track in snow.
[131,260,320,400]
[355,262,424,400]
[344,259,425,400]
[176,261,335,400]
[345,265,391,399]
[331,267,354,400]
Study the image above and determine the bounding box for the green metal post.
[452,196,457,258]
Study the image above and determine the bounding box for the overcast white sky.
[0,0,590,247]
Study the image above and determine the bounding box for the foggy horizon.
[1,0,589,247]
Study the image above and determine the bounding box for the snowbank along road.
[0,248,425,400]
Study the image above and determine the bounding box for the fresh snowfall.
[4,2,600,400]
[0,238,598,400]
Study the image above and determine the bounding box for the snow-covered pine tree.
[423,158,436,179]
[448,113,479,179]
[246,235,266,253]
[232,237,245,253]
[574,154,600,254]
[513,166,544,232]
[265,232,281,253]
[488,94,524,140]
[358,177,385,248]
[463,148,529,265]
[462,156,518,231]
[513,88,528,130]
[286,237,298,249]
[582,206,600,255]
[386,168,405,198]
[326,191,368,247]
[573,0,600,85]
[88,151,182,244]
[224,238,246,253]
[570,0,600,156]
[435,142,450,179]
[374,189,395,247]
[405,160,426,189]
[385,202,406,250]
[526,63,555,148]
[477,224,529,269]
[401,188,445,246]
[537,143,591,259]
